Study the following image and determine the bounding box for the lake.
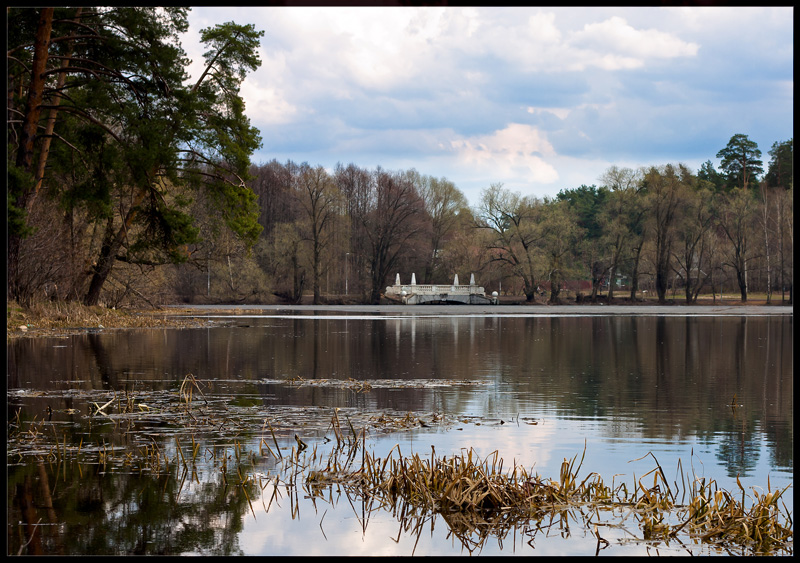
[7,308,793,555]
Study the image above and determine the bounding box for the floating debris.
[259,377,491,391]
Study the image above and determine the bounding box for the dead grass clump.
[679,476,793,553]
[315,446,792,555]
[7,299,207,339]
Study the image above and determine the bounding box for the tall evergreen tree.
[716,134,764,191]
[765,139,793,189]
[7,7,264,305]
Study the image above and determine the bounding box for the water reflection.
[7,314,793,555]
[8,316,793,472]
[9,454,254,555]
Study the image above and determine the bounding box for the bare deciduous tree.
[475,183,543,302]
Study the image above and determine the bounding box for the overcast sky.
[182,6,793,205]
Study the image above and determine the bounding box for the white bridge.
[385,273,498,305]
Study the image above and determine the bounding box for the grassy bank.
[7,299,208,340]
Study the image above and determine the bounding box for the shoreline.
[168,303,793,316]
[8,301,793,340]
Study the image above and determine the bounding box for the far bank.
[167,303,793,317]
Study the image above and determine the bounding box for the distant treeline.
[14,130,794,307]
[232,133,792,306]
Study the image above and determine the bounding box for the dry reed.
[307,443,792,555]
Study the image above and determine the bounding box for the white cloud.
[572,15,699,63]
[473,12,564,71]
[240,80,299,125]
[456,10,698,73]
[449,124,559,184]
[184,6,792,206]
[264,7,456,92]
[525,11,563,44]
[526,101,617,122]
[527,106,571,120]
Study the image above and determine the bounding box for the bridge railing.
[386,284,485,296]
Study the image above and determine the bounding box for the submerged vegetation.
[8,374,793,556]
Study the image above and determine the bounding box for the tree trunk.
[369,268,383,304]
[590,261,606,302]
[607,235,623,301]
[522,274,536,302]
[655,236,671,303]
[291,249,305,304]
[629,242,643,300]
[31,8,83,203]
[16,8,53,173]
[656,269,668,303]
[84,219,118,306]
[84,238,120,306]
[736,259,748,302]
[548,267,561,304]
[8,8,54,301]
[607,264,617,301]
[777,196,785,303]
[84,182,153,305]
[312,242,321,304]
[761,188,772,304]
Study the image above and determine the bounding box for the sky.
[182,6,793,205]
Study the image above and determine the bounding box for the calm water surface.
[7,313,793,555]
